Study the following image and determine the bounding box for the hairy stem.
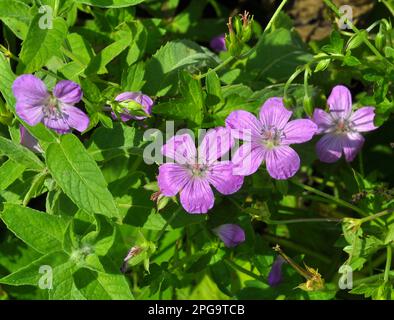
[291,180,369,217]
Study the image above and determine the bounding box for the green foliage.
[0,0,393,301]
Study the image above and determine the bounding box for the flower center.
[334,119,351,134]
[187,163,209,178]
[44,96,62,118]
[261,127,282,149]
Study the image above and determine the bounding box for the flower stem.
[155,208,181,242]
[291,180,369,217]
[269,217,342,224]
[224,258,265,282]
[195,0,288,80]
[323,0,394,67]
[384,245,392,283]
[360,210,393,225]
[382,0,394,17]
[262,234,331,264]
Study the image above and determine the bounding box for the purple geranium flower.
[268,256,286,287]
[213,224,245,247]
[12,75,89,134]
[20,126,42,153]
[210,34,226,52]
[226,98,318,180]
[157,127,244,214]
[111,92,154,122]
[312,85,377,163]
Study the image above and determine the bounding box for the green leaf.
[75,0,145,8]
[143,39,218,96]
[85,26,132,75]
[1,204,71,254]
[0,53,17,108]
[87,123,145,162]
[121,61,145,91]
[0,136,45,170]
[154,71,204,126]
[0,0,32,39]
[205,69,224,112]
[245,28,312,82]
[0,159,25,191]
[46,134,119,219]
[0,252,71,286]
[73,268,133,299]
[17,15,68,73]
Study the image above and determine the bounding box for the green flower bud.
[303,95,313,116]
[375,25,386,52]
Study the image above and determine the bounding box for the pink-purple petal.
[16,102,44,126]
[349,107,377,132]
[43,115,70,133]
[162,134,197,164]
[213,224,245,248]
[210,34,227,52]
[282,119,317,145]
[198,127,234,163]
[207,161,244,195]
[12,74,49,105]
[20,126,42,153]
[232,142,266,176]
[180,178,214,214]
[225,110,262,141]
[61,104,90,132]
[259,97,292,130]
[157,163,189,196]
[327,85,352,119]
[342,132,364,162]
[115,91,154,120]
[316,133,343,163]
[53,80,83,104]
[312,108,333,134]
[268,256,286,287]
[265,146,300,180]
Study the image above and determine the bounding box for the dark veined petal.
[282,119,317,145]
[265,146,300,180]
[327,85,352,119]
[342,132,365,162]
[312,108,333,134]
[157,163,190,197]
[179,178,214,214]
[207,161,244,195]
[259,97,292,130]
[16,102,44,126]
[225,110,262,141]
[315,133,343,163]
[349,107,377,132]
[162,133,197,165]
[12,74,49,105]
[53,80,83,104]
[198,127,234,163]
[232,142,266,176]
[62,104,90,133]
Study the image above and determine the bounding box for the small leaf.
[1,204,71,254]
[17,15,68,73]
[46,134,119,219]
[0,136,45,170]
